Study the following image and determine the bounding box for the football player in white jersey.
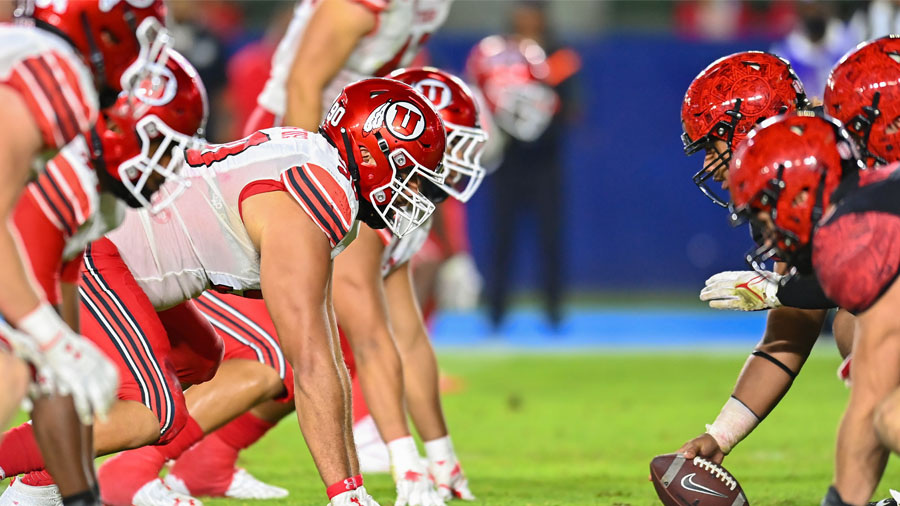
[248,0,453,133]
[0,48,209,506]
[151,67,484,506]
[0,2,169,505]
[2,78,448,506]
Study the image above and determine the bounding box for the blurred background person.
[469,0,579,330]
[770,0,858,98]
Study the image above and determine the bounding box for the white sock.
[424,435,455,464]
[387,436,420,472]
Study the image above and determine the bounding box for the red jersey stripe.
[302,163,354,231]
[22,57,78,142]
[42,52,92,133]
[7,65,64,147]
[47,153,93,224]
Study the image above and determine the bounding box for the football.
[650,453,749,506]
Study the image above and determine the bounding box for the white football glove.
[17,304,119,424]
[393,469,445,506]
[428,457,475,502]
[436,254,482,311]
[354,487,381,506]
[329,489,380,506]
[390,437,445,506]
[700,271,782,311]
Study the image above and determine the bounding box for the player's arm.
[284,0,377,129]
[831,283,900,504]
[679,305,826,463]
[332,224,409,444]
[242,190,354,488]
[0,86,47,323]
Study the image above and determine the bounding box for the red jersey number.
[185,131,273,168]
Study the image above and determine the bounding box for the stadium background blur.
[112,0,881,345]
[3,2,900,504]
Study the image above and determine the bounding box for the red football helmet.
[17,0,169,98]
[320,78,447,238]
[682,51,808,208]
[825,35,900,166]
[389,67,488,203]
[465,35,558,142]
[91,48,208,212]
[728,113,861,274]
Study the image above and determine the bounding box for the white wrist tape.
[705,397,760,454]
[387,436,421,472]
[17,304,68,349]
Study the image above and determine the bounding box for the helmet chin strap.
[333,127,388,229]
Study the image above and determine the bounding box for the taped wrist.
[17,304,68,349]
[705,396,760,454]
[776,273,837,309]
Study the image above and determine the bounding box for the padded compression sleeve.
[776,273,837,310]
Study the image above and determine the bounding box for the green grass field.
[6,348,900,505]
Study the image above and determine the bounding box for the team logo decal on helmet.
[386,102,426,140]
[412,79,453,110]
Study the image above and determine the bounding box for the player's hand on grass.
[394,468,445,506]
[677,433,725,465]
[330,489,381,506]
[429,458,475,501]
[700,271,782,311]
[18,304,119,424]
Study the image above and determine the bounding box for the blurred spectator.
[223,3,293,139]
[849,0,900,40]
[169,0,231,141]
[471,1,579,329]
[675,0,795,40]
[770,0,858,98]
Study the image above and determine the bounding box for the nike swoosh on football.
[680,473,727,498]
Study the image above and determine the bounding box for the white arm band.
[705,396,761,454]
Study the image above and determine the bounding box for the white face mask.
[441,122,488,202]
[370,147,438,238]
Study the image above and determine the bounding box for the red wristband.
[326,477,358,500]
[353,474,363,487]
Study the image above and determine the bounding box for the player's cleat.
[0,475,62,506]
[131,479,202,506]
[165,468,288,500]
[869,499,898,506]
[428,459,475,501]
[354,415,390,473]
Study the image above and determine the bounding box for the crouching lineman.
[725,111,900,505]
[132,67,483,506]
[677,38,900,506]
[0,48,209,506]
[0,1,168,504]
[1,77,447,506]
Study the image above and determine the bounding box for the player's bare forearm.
[245,191,353,485]
[386,264,448,441]
[284,0,375,129]
[732,306,826,418]
[334,227,409,443]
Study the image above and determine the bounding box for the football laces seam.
[692,456,737,491]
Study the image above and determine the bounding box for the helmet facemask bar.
[441,122,488,202]
[686,99,743,208]
[370,151,437,238]
[843,91,887,166]
[120,17,172,103]
[117,115,197,214]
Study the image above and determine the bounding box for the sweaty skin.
[284,0,376,130]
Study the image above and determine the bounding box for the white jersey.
[257,0,453,118]
[379,218,431,278]
[24,136,126,261]
[0,24,97,151]
[106,128,359,309]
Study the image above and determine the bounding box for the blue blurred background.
[48,0,885,341]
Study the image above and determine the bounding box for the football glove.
[17,304,119,424]
[700,271,782,311]
[429,457,475,501]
